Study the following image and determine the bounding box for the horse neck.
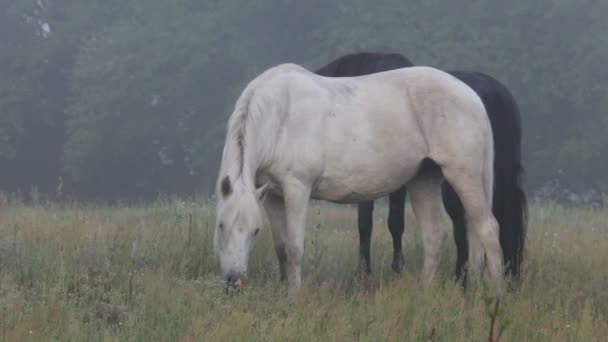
[241,135,276,189]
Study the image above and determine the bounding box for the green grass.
[0,197,607,341]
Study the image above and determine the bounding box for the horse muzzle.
[224,271,246,294]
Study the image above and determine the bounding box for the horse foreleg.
[408,176,446,286]
[263,194,288,281]
[388,186,407,273]
[282,179,311,299]
[357,201,374,275]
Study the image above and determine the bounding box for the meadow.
[0,195,607,341]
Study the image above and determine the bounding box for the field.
[1,197,607,341]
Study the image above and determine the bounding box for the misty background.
[1,0,607,202]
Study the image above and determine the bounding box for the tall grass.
[0,199,607,341]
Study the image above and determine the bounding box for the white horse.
[213,63,503,297]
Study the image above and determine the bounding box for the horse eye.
[219,222,224,230]
[254,228,260,236]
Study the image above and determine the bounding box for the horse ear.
[256,183,270,200]
[221,176,232,198]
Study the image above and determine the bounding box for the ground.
[0,196,607,341]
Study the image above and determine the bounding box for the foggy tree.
[0,0,129,195]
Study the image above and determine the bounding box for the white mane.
[219,64,306,192]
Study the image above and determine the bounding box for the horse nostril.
[224,272,244,294]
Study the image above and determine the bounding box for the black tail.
[452,71,528,282]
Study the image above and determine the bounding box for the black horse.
[315,52,527,283]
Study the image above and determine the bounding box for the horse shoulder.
[254,73,328,187]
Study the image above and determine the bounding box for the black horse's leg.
[388,186,407,273]
[442,183,468,286]
[357,201,374,274]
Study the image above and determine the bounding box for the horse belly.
[312,142,423,203]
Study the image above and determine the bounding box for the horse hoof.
[392,258,404,274]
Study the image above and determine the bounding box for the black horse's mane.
[315,51,414,77]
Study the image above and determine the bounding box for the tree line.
[1,0,607,201]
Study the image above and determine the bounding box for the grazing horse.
[213,63,503,298]
[315,52,527,284]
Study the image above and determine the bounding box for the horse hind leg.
[407,174,446,286]
[442,165,504,293]
[442,183,469,285]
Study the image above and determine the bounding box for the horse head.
[214,175,268,289]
